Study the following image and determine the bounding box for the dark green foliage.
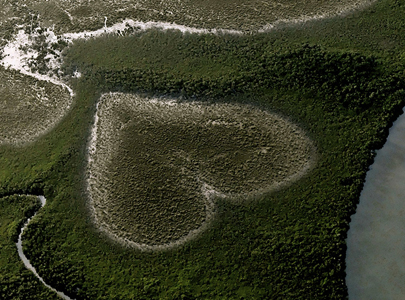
[17,51,404,298]
[1,0,405,299]
[0,195,57,300]
[64,30,404,113]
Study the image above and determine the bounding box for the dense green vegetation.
[1,0,405,298]
[0,195,57,299]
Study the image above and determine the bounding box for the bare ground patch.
[0,67,72,146]
[87,93,316,250]
[8,0,375,32]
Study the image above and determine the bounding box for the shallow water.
[346,109,405,299]
[17,196,73,300]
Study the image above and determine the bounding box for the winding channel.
[4,3,393,296]
[346,108,405,299]
[16,195,73,300]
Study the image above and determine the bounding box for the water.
[346,109,405,299]
[17,196,74,300]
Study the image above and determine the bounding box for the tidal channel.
[17,195,73,300]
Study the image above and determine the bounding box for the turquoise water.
[346,109,405,299]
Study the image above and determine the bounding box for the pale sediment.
[87,93,316,250]
[1,0,378,86]
[0,0,376,148]
[13,0,376,33]
[0,67,72,146]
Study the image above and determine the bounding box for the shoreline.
[346,107,405,299]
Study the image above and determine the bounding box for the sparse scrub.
[0,67,72,146]
[1,0,405,299]
[88,93,315,248]
[16,0,375,32]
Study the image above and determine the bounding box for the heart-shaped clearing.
[87,93,316,250]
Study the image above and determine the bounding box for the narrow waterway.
[16,195,73,300]
[346,109,405,299]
